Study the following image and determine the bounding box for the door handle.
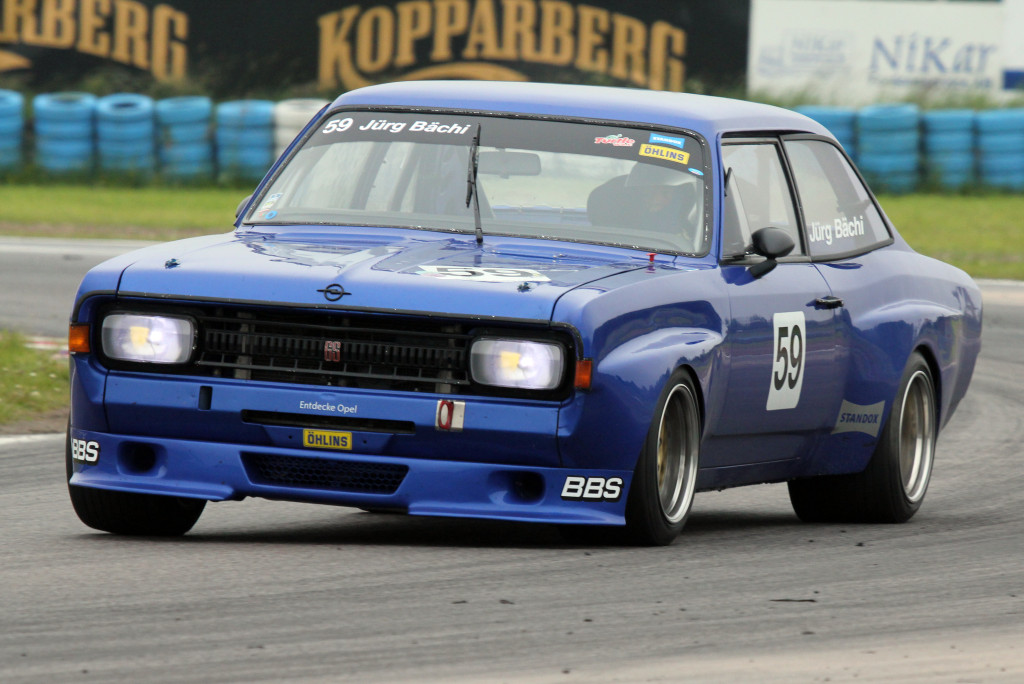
[815,296,844,309]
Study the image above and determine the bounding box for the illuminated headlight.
[101,314,194,364]
[470,338,565,390]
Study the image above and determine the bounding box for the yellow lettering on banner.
[77,0,111,58]
[152,4,187,80]
[502,0,539,62]
[431,0,468,61]
[649,20,685,91]
[36,0,76,48]
[395,0,431,68]
[112,0,150,70]
[463,0,501,60]
[2,0,40,45]
[574,4,608,73]
[356,6,394,73]
[537,0,574,66]
[610,12,646,86]
[319,6,372,89]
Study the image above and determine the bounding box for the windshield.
[245,110,709,255]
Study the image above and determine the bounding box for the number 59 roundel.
[767,311,806,411]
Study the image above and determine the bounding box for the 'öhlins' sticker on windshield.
[640,144,690,165]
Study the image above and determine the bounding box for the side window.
[721,143,802,258]
[784,139,890,258]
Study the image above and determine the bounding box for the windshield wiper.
[465,123,483,245]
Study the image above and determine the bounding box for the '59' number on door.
[766,311,806,411]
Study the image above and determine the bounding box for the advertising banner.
[748,0,1005,105]
[0,0,749,97]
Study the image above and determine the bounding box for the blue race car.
[66,81,982,545]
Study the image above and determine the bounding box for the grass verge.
[0,332,69,427]
[0,184,1020,278]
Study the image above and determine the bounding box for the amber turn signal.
[68,324,90,354]
[574,358,593,390]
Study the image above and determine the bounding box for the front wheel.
[788,351,937,523]
[66,427,205,536]
[624,370,702,545]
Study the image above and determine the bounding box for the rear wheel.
[624,370,701,545]
[66,427,205,536]
[788,351,937,523]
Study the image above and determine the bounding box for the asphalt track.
[0,239,1022,682]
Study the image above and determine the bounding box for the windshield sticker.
[688,168,704,176]
[649,133,687,150]
[416,265,551,282]
[808,215,865,246]
[255,193,283,217]
[640,144,690,165]
[594,133,636,147]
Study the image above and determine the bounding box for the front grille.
[243,453,408,494]
[193,310,471,392]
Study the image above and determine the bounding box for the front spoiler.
[68,429,632,526]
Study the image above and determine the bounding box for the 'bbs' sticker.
[561,476,623,501]
[71,438,100,464]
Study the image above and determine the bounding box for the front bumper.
[68,428,632,525]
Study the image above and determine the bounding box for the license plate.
[302,429,352,450]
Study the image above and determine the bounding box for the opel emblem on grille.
[318,283,350,302]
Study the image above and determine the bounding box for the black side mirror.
[235,194,253,220]
[748,227,795,278]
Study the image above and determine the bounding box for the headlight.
[470,338,565,390]
[101,314,195,364]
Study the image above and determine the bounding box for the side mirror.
[235,194,253,220]
[748,227,795,278]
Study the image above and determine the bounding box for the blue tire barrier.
[159,121,210,145]
[857,130,920,155]
[977,132,1024,154]
[924,131,974,153]
[215,126,273,148]
[163,160,214,178]
[981,171,1024,190]
[97,119,155,141]
[976,108,1024,135]
[922,109,975,132]
[33,92,96,121]
[37,152,92,172]
[926,151,973,172]
[979,154,1024,175]
[858,104,919,133]
[0,89,23,118]
[37,137,93,158]
[100,153,156,170]
[858,152,919,174]
[34,118,94,139]
[0,116,22,136]
[156,96,212,125]
[218,146,273,166]
[160,142,213,165]
[216,100,274,127]
[795,105,856,139]
[0,148,19,169]
[96,93,154,122]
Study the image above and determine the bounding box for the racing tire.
[66,426,205,536]
[788,351,937,524]
[624,370,701,545]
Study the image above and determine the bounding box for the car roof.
[332,80,832,142]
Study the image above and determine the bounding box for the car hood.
[113,228,658,322]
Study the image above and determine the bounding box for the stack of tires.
[856,104,920,193]
[33,92,96,173]
[976,109,1024,191]
[795,105,857,159]
[922,110,975,190]
[216,100,274,179]
[96,93,156,174]
[273,99,329,157]
[0,90,24,170]
[156,96,213,179]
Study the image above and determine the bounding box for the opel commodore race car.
[66,81,982,545]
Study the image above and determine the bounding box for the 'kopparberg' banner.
[0,0,749,96]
